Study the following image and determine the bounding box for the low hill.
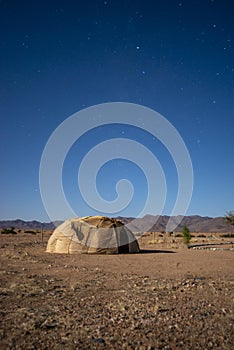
[0,219,62,231]
[0,215,231,233]
[119,215,230,233]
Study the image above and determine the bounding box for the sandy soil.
[0,232,233,349]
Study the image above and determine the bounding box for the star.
[136,46,140,50]
[21,42,29,48]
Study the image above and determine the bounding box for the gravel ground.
[0,234,233,349]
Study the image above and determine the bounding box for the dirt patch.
[0,233,233,349]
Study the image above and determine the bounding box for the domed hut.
[46,216,140,254]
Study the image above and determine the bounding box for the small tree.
[182,226,191,246]
[224,211,234,226]
[224,211,234,238]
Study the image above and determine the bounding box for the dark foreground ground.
[0,233,233,349]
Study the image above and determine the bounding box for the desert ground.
[0,231,233,349]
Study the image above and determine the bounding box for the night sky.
[1,0,234,221]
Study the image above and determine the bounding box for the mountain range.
[0,215,231,233]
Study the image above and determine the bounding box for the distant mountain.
[0,215,231,233]
[117,215,230,233]
[0,219,62,231]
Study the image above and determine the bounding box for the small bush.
[24,230,36,234]
[181,226,191,245]
[221,233,234,238]
[175,233,182,237]
[1,228,17,235]
[148,240,158,245]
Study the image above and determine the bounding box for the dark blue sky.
[1,0,233,221]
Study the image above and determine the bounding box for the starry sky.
[1,0,234,221]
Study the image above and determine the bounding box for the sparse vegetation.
[148,240,158,245]
[224,211,234,238]
[221,233,234,238]
[181,226,191,245]
[1,227,17,234]
[224,211,234,227]
[175,233,182,237]
[24,230,36,234]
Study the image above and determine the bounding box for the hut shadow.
[139,249,176,254]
